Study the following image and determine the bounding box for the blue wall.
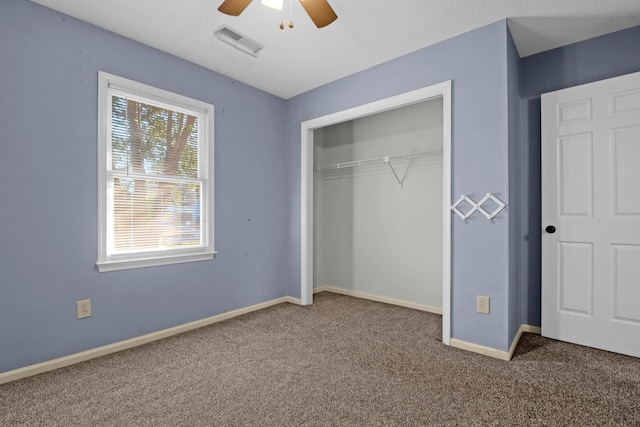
[507,28,522,345]
[286,20,514,351]
[0,0,288,372]
[517,24,640,329]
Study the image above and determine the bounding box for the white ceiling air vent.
[215,25,265,57]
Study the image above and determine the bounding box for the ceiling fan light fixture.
[218,0,337,28]
[261,0,283,10]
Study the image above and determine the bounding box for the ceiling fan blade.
[218,0,254,16]
[298,0,337,28]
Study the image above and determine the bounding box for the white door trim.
[300,81,452,345]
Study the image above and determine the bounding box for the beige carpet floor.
[1,292,639,426]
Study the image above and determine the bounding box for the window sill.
[97,251,216,272]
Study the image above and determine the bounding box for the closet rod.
[314,148,442,172]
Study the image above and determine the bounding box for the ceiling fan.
[218,0,338,28]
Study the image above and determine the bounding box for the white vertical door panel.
[542,71,640,358]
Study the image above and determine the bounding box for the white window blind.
[97,72,215,272]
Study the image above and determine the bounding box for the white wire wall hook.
[451,193,506,220]
[477,193,506,219]
[451,195,477,220]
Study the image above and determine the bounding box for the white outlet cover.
[477,296,490,314]
[77,299,92,319]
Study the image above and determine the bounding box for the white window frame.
[96,71,215,272]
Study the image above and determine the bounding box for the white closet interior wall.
[313,98,444,309]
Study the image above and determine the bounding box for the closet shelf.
[314,148,442,173]
[314,147,442,188]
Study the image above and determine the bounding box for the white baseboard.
[450,323,542,361]
[284,295,303,305]
[522,324,542,335]
[314,286,442,315]
[0,296,291,385]
[450,338,512,361]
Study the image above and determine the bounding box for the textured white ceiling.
[29,0,640,99]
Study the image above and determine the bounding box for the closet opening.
[301,82,452,345]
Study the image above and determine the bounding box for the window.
[97,72,215,272]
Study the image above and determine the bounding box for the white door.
[541,71,640,358]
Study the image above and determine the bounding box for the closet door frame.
[300,81,452,345]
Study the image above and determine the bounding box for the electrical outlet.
[77,299,92,319]
[477,296,490,314]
